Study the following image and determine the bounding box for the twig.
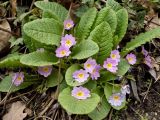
[143,79,152,102]
[0,26,18,36]
[29,0,35,11]
[0,17,16,22]
[34,116,53,120]
[108,108,113,120]
[38,98,55,116]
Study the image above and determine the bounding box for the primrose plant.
[0,0,160,119]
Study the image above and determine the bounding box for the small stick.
[143,79,152,102]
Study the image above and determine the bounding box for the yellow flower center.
[66,40,71,46]
[76,91,84,97]
[60,50,66,55]
[43,67,49,72]
[107,63,112,68]
[17,76,22,81]
[111,54,116,59]
[128,57,133,62]
[86,64,91,68]
[113,95,120,101]
[77,73,84,79]
[66,23,71,28]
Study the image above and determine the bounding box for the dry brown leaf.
[3,101,27,120]
[0,20,11,52]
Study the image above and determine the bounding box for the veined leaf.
[89,22,113,64]
[88,96,111,120]
[35,1,68,21]
[92,7,117,33]
[114,8,128,47]
[121,27,160,56]
[117,59,130,76]
[104,83,126,110]
[58,87,100,114]
[65,64,88,86]
[106,0,122,11]
[23,18,63,46]
[45,69,63,88]
[75,8,97,41]
[0,54,24,68]
[0,75,37,92]
[20,51,59,66]
[71,40,99,59]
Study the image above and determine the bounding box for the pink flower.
[110,50,120,62]
[61,34,76,48]
[144,55,153,68]
[55,45,71,58]
[12,72,24,86]
[126,53,136,65]
[142,47,148,56]
[72,69,89,83]
[38,66,53,77]
[90,65,101,80]
[121,85,130,95]
[71,86,91,100]
[103,58,118,73]
[64,19,74,30]
[108,93,125,106]
[84,58,97,73]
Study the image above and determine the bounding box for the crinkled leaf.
[65,64,88,86]
[106,0,122,11]
[88,96,111,120]
[20,51,59,66]
[58,87,100,114]
[75,8,97,41]
[23,18,63,46]
[35,1,68,21]
[93,7,117,33]
[114,8,128,47]
[89,22,113,64]
[71,40,99,59]
[121,27,160,56]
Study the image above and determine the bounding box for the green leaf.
[114,8,128,47]
[121,27,160,56]
[93,7,117,33]
[58,87,100,114]
[104,83,126,110]
[117,59,130,76]
[75,8,97,41]
[0,75,36,92]
[65,64,88,86]
[23,18,63,46]
[23,33,55,52]
[106,0,122,11]
[45,69,63,88]
[35,1,68,21]
[0,54,24,68]
[100,71,117,82]
[89,22,113,64]
[71,40,99,59]
[88,96,111,120]
[42,10,60,20]
[20,51,59,66]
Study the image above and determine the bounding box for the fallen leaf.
[0,20,11,52]
[3,101,27,120]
